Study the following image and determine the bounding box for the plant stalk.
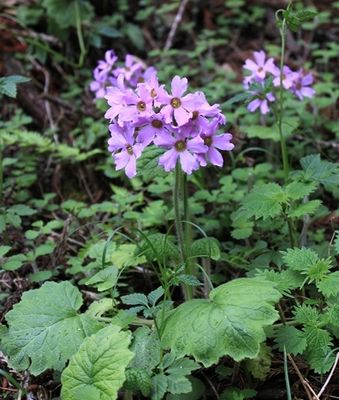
[277,18,290,181]
[75,0,86,68]
[173,163,192,300]
[277,11,297,248]
[0,138,3,207]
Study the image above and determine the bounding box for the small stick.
[317,352,339,398]
[0,386,18,392]
[288,355,318,400]
[164,0,189,51]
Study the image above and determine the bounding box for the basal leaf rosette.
[0,281,104,375]
[61,325,134,400]
[161,278,281,367]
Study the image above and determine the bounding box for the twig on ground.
[288,354,318,400]
[317,352,339,398]
[164,0,189,51]
[199,371,219,399]
[295,135,339,150]
[29,57,58,142]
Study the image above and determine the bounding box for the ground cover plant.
[0,0,339,399]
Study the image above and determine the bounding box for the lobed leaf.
[61,325,133,400]
[161,278,281,367]
[0,281,104,375]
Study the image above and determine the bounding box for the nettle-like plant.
[1,3,338,400]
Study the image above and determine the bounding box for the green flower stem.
[182,173,194,281]
[75,0,87,68]
[173,163,192,300]
[0,138,3,207]
[174,164,186,261]
[276,9,297,248]
[278,17,290,182]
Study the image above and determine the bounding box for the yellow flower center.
[151,119,163,129]
[171,97,181,108]
[151,88,157,98]
[137,101,146,111]
[126,145,133,155]
[175,140,186,152]
[192,111,199,120]
[203,136,213,147]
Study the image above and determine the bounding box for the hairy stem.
[277,10,297,248]
[277,18,290,181]
[75,0,86,68]
[173,164,192,300]
[0,138,3,207]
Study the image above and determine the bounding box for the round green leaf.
[61,325,134,400]
[161,278,281,367]
[1,281,103,375]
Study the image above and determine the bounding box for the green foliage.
[0,75,30,98]
[300,154,339,186]
[129,326,161,370]
[42,0,94,29]
[237,181,317,222]
[241,118,299,142]
[220,388,257,400]
[282,247,319,272]
[1,129,100,162]
[61,325,133,400]
[137,146,166,182]
[190,237,220,260]
[0,282,103,375]
[334,231,339,254]
[274,326,307,355]
[282,247,335,288]
[161,278,281,367]
[244,344,272,380]
[282,8,317,32]
[237,183,287,220]
[85,266,119,292]
[137,233,180,263]
[1,0,338,396]
[151,356,199,400]
[121,286,168,318]
[125,368,153,397]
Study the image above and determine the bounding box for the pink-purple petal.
[159,148,179,171]
[179,150,198,175]
[207,147,224,167]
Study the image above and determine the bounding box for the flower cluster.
[104,70,234,178]
[243,50,315,114]
[90,50,156,99]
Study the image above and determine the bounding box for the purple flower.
[90,69,107,99]
[247,92,275,115]
[136,113,169,146]
[90,50,118,99]
[158,76,192,126]
[96,50,118,79]
[117,83,154,124]
[108,124,145,178]
[101,65,234,178]
[138,71,167,105]
[290,70,315,100]
[113,55,145,86]
[243,50,276,85]
[104,76,132,124]
[180,91,226,129]
[198,121,234,167]
[272,65,297,89]
[154,129,208,174]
